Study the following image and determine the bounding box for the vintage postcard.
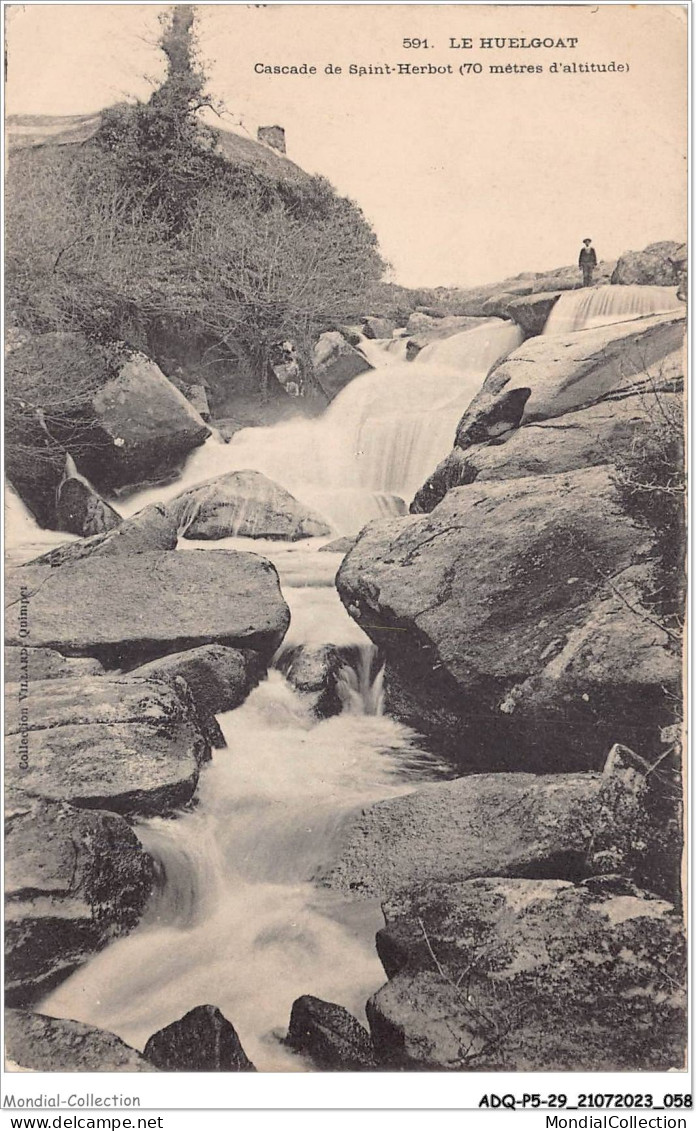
[2,0,689,1115]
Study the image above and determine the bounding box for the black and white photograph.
[2,0,689,1110]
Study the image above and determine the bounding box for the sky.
[4,3,688,288]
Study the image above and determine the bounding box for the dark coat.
[579,246,598,267]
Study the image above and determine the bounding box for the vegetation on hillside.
[612,380,686,634]
[5,5,385,403]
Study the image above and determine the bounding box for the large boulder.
[26,502,179,567]
[286,996,375,1070]
[362,316,395,340]
[505,291,563,337]
[4,645,103,682]
[5,334,211,524]
[320,771,600,899]
[55,474,122,537]
[412,391,683,512]
[6,550,290,666]
[313,331,372,400]
[368,877,686,1071]
[143,1005,255,1072]
[611,241,686,287]
[454,315,685,449]
[5,676,208,816]
[279,644,345,718]
[5,416,69,531]
[5,790,154,1004]
[86,352,211,491]
[338,466,679,769]
[5,1010,154,1071]
[173,469,332,542]
[129,644,266,747]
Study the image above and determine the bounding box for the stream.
[6,288,681,1069]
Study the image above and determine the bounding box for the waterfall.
[117,319,524,534]
[543,284,682,336]
[4,484,78,568]
[28,312,524,1071]
[39,672,448,1070]
[354,333,409,368]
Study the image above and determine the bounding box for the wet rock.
[26,503,179,567]
[6,550,290,666]
[412,392,684,511]
[313,331,372,400]
[4,1010,154,1071]
[611,241,686,287]
[405,314,490,352]
[129,645,266,748]
[55,475,122,537]
[479,292,518,319]
[213,418,243,443]
[287,995,375,1070]
[410,449,476,513]
[362,317,395,340]
[143,1005,256,1072]
[5,676,208,816]
[5,791,154,1004]
[335,324,363,347]
[338,466,678,769]
[5,420,68,530]
[318,535,359,555]
[455,315,684,448]
[173,469,332,542]
[320,771,600,899]
[368,877,686,1071]
[505,291,563,337]
[280,644,344,718]
[184,383,211,421]
[4,646,104,682]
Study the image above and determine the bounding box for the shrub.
[5,4,385,402]
[612,382,685,629]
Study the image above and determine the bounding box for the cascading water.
[117,318,524,535]
[543,283,682,336]
[3,484,77,569]
[39,669,449,1070]
[28,314,521,1070]
[353,332,410,368]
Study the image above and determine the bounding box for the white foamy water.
[25,314,519,1070]
[543,284,682,336]
[117,319,524,535]
[3,484,78,568]
[39,672,447,1070]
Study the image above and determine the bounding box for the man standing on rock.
[578,238,598,287]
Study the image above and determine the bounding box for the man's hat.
[583,238,592,244]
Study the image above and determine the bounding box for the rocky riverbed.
[4,242,687,1073]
